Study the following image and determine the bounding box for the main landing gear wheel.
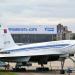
[36,67,49,72]
[36,64,49,72]
[13,63,26,72]
[60,70,65,74]
[13,68,26,72]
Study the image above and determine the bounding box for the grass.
[0,72,17,75]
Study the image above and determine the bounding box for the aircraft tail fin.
[0,24,17,49]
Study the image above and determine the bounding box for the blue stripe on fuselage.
[3,44,69,53]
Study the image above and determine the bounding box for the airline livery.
[0,24,75,73]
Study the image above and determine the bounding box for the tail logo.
[4,29,7,33]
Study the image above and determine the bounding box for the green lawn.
[0,72,17,75]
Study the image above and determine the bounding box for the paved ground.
[12,70,75,75]
[0,69,75,75]
[16,72,75,75]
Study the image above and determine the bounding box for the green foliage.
[0,72,17,75]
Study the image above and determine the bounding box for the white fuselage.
[0,40,75,58]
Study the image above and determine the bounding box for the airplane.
[0,24,75,73]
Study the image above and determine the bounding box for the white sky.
[0,0,75,32]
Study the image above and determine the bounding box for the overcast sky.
[0,0,75,32]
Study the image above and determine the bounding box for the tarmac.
[0,68,75,75]
[12,70,75,75]
[17,73,75,75]
[1,58,75,75]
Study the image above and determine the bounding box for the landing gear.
[13,63,26,72]
[60,58,65,74]
[5,62,10,70]
[36,64,49,72]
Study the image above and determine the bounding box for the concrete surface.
[16,72,75,75]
